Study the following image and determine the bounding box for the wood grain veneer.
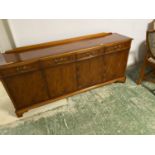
[0,32,132,117]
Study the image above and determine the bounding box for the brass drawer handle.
[54,58,59,63]
[78,50,101,59]
[106,44,126,52]
[53,56,73,64]
[16,66,28,72]
[87,53,93,57]
[54,57,66,63]
[85,52,95,57]
[45,56,74,66]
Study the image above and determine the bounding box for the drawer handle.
[16,66,28,72]
[54,58,59,63]
[86,52,95,57]
[87,53,93,57]
[53,57,73,64]
[54,57,66,63]
[106,44,128,52]
[78,51,101,59]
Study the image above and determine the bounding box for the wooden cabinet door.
[103,50,129,82]
[41,54,77,98]
[43,63,77,98]
[77,56,104,89]
[3,69,49,110]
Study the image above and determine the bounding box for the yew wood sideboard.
[0,32,132,117]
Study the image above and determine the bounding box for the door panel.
[4,71,49,110]
[44,63,77,98]
[103,50,129,82]
[77,56,104,89]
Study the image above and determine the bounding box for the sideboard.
[0,32,132,117]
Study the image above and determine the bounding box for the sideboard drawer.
[0,62,39,77]
[105,41,131,54]
[76,48,104,61]
[41,54,76,68]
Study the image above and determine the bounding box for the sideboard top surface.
[0,33,132,68]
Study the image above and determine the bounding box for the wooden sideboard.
[0,32,132,117]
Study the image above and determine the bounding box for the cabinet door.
[44,63,77,98]
[103,50,129,82]
[77,56,104,89]
[4,70,49,110]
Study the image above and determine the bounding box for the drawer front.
[105,41,131,54]
[0,62,39,77]
[41,54,76,68]
[76,48,104,61]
